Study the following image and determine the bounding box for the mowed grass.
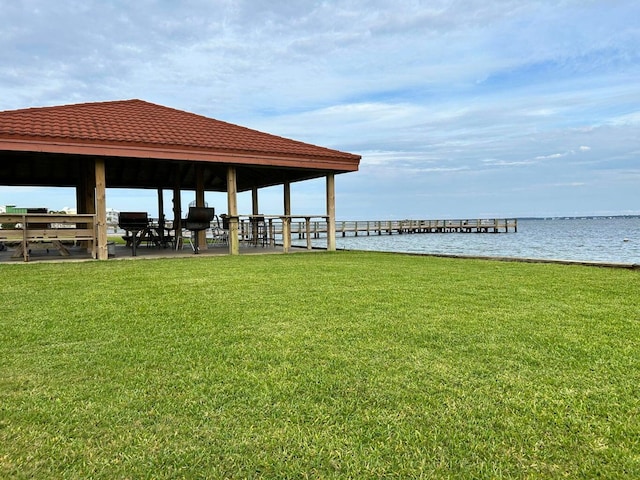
[1,251,638,478]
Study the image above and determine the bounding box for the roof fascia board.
[0,138,360,172]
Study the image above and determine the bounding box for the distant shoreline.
[517,215,640,221]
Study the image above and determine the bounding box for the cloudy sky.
[1,0,639,219]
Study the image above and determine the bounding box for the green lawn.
[1,252,638,478]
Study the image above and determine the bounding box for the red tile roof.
[0,99,360,164]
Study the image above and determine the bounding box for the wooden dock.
[285,218,518,239]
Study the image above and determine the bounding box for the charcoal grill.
[184,207,214,253]
[118,212,149,256]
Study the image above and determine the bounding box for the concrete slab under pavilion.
[0,240,323,264]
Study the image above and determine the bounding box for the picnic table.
[0,213,97,262]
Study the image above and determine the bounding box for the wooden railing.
[0,213,97,262]
[237,217,516,236]
[332,219,518,236]
[234,216,517,251]
[236,215,330,251]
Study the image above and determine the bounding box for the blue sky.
[1,0,639,219]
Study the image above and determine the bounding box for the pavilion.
[0,100,360,259]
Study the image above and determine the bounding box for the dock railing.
[333,218,518,236]
[235,216,517,251]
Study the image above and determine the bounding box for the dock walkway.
[284,218,517,239]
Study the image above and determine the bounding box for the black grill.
[185,207,214,253]
[118,212,149,256]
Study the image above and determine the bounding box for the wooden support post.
[268,218,274,247]
[76,161,96,250]
[95,158,108,260]
[172,189,182,248]
[195,164,207,250]
[173,166,182,249]
[157,189,164,221]
[282,181,291,253]
[326,173,336,251]
[252,187,259,215]
[157,187,164,228]
[252,187,259,245]
[227,166,239,255]
[76,161,94,215]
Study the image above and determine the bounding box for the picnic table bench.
[0,213,97,262]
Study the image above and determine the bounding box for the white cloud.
[535,153,566,160]
[608,111,640,126]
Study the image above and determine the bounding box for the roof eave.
[0,137,360,173]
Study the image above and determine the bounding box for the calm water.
[293,217,640,264]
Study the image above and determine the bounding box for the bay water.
[293,217,640,265]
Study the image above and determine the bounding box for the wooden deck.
[0,238,318,263]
